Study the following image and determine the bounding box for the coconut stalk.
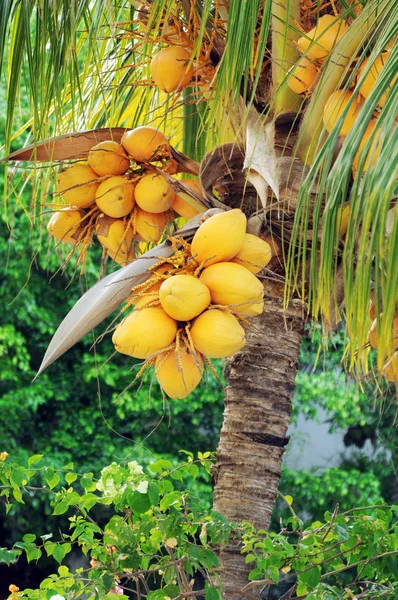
[271,0,302,114]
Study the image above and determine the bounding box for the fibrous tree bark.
[212,281,305,599]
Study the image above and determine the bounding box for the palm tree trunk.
[212,280,305,599]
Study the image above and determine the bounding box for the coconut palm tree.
[1,1,397,597]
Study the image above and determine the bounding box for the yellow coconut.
[335,203,350,237]
[47,209,86,244]
[150,46,193,93]
[190,309,245,358]
[133,291,160,309]
[172,179,203,219]
[297,15,349,60]
[156,347,203,399]
[159,274,211,321]
[107,247,134,266]
[95,176,135,218]
[368,313,398,349]
[112,307,177,359]
[191,209,247,267]
[231,233,272,274]
[382,351,398,382]
[323,90,364,137]
[135,207,169,242]
[287,56,318,95]
[146,264,178,292]
[88,141,130,177]
[96,214,134,252]
[121,126,168,163]
[358,52,397,108]
[199,262,264,316]
[57,164,99,208]
[352,119,382,173]
[134,173,175,213]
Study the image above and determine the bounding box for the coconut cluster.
[112,209,272,399]
[287,15,395,176]
[47,127,203,266]
[367,303,398,383]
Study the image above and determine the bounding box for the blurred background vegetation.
[0,59,397,600]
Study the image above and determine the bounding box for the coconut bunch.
[47,126,204,267]
[367,301,398,383]
[112,209,272,399]
[287,13,396,177]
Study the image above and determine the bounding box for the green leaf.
[26,546,42,563]
[53,544,67,564]
[65,472,78,485]
[205,582,221,600]
[10,468,25,487]
[53,500,69,515]
[296,580,308,597]
[28,454,44,466]
[149,459,173,473]
[148,482,160,506]
[46,471,61,490]
[23,534,36,544]
[12,487,24,504]
[299,566,321,588]
[129,492,151,514]
[0,548,21,566]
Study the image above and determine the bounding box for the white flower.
[128,460,144,475]
[136,480,148,494]
[49,595,66,600]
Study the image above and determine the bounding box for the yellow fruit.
[107,247,134,266]
[336,203,350,237]
[88,141,130,176]
[133,292,160,308]
[358,52,397,108]
[159,274,211,321]
[134,173,175,213]
[57,164,99,208]
[199,262,264,315]
[382,351,398,382]
[150,46,193,92]
[95,214,134,256]
[190,309,245,358]
[191,209,247,267]
[95,176,135,218]
[297,15,349,60]
[135,207,169,242]
[352,119,382,173]
[47,209,85,244]
[323,90,364,136]
[172,180,203,219]
[231,233,272,274]
[156,347,203,399]
[121,126,168,163]
[146,264,178,292]
[368,313,398,349]
[287,56,318,95]
[112,307,177,359]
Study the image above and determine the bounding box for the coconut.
[133,292,160,309]
[150,46,193,92]
[121,126,168,163]
[323,90,364,136]
[191,209,247,267]
[297,15,348,60]
[96,214,134,252]
[112,307,177,359]
[135,208,169,242]
[88,141,130,177]
[368,313,398,349]
[199,262,264,315]
[159,274,211,321]
[172,179,203,219]
[145,264,178,292]
[231,233,272,274]
[47,209,86,244]
[156,347,203,399]
[107,247,134,266]
[352,119,382,173]
[57,164,99,208]
[134,173,175,213]
[95,176,135,218]
[382,351,398,382]
[190,309,245,358]
[287,56,318,95]
[358,52,397,108]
